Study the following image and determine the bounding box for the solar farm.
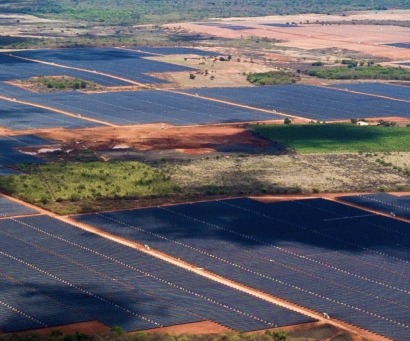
[0,37,409,340]
[74,197,410,341]
[0,209,314,333]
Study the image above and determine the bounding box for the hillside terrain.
[1,0,410,24]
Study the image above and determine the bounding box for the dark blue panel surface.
[74,198,410,341]
[338,193,410,220]
[0,196,37,217]
[183,85,410,120]
[0,215,313,333]
[332,83,410,101]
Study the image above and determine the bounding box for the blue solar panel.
[385,42,410,49]
[0,196,37,217]
[0,89,280,126]
[74,198,410,341]
[338,193,410,220]
[0,135,52,166]
[183,85,410,120]
[0,98,100,130]
[0,53,129,86]
[0,215,313,333]
[332,83,410,101]
[12,48,196,85]
[132,47,215,56]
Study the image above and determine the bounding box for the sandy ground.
[143,321,231,334]
[29,124,276,153]
[166,10,410,61]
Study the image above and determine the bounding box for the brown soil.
[143,321,231,335]
[12,321,110,336]
[167,10,410,61]
[33,124,276,154]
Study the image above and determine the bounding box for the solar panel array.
[0,135,50,166]
[0,196,37,217]
[74,198,410,341]
[0,98,100,130]
[12,48,196,85]
[0,167,21,175]
[262,23,302,28]
[332,82,410,101]
[338,193,410,220]
[0,53,129,86]
[0,215,314,333]
[385,42,410,49]
[183,84,410,120]
[1,89,280,126]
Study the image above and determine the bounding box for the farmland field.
[251,124,410,153]
[0,214,314,332]
[183,85,410,120]
[74,197,410,341]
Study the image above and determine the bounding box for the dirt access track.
[166,10,410,61]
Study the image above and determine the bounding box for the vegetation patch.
[0,161,178,206]
[19,76,101,92]
[306,65,410,80]
[247,71,300,85]
[251,124,410,153]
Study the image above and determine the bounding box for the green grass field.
[251,124,410,153]
[0,161,178,205]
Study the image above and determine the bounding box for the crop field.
[12,48,196,84]
[184,84,410,120]
[0,135,50,167]
[74,197,410,341]
[0,98,100,130]
[3,90,279,126]
[332,82,410,102]
[0,54,129,86]
[339,193,410,220]
[0,196,38,217]
[0,214,314,333]
[251,124,410,153]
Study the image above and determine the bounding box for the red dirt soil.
[143,321,231,335]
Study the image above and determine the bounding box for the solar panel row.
[74,198,410,341]
[338,193,410,220]
[0,215,314,333]
[12,48,196,85]
[183,84,410,120]
[1,89,279,126]
[0,135,51,166]
[0,196,37,217]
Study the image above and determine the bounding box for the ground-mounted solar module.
[331,82,410,101]
[74,197,410,341]
[0,214,314,333]
[0,196,38,217]
[12,48,197,85]
[338,193,410,220]
[183,84,410,120]
[0,167,21,175]
[262,23,302,28]
[1,90,281,126]
[385,42,410,49]
[0,98,100,130]
[0,53,129,86]
[0,135,51,166]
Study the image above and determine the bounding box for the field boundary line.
[0,95,116,127]
[163,89,308,120]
